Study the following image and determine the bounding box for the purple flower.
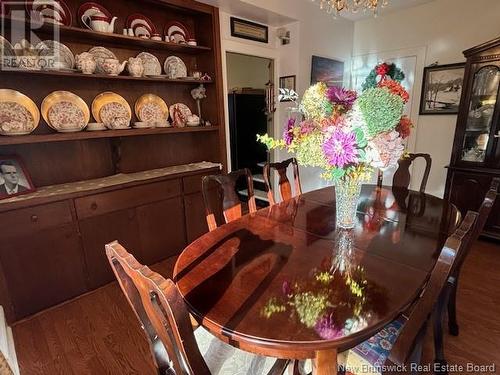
[283,118,295,145]
[314,313,342,340]
[282,281,292,296]
[323,129,358,168]
[327,87,357,110]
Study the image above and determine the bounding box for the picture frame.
[310,55,344,87]
[230,17,268,44]
[419,63,466,115]
[279,75,296,101]
[0,155,36,200]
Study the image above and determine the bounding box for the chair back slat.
[393,153,432,193]
[105,242,211,375]
[263,158,302,205]
[202,169,256,231]
[387,211,478,366]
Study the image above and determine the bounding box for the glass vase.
[335,178,362,229]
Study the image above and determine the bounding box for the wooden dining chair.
[105,241,291,375]
[446,177,500,336]
[339,211,478,375]
[202,168,257,231]
[263,158,302,205]
[393,153,432,193]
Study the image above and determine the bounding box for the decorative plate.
[26,0,72,26]
[169,103,191,128]
[0,89,40,135]
[92,92,131,128]
[125,13,157,38]
[135,94,169,124]
[136,52,161,76]
[164,56,187,79]
[164,21,190,43]
[88,46,116,74]
[42,91,90,132]
[36,40,75,70]
[0,35,16,68]
[77,2,113,27]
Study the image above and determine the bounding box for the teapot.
[127,57,144,77]
[100,58,127,76]
[76,52,97,74]
[82,10,117,33]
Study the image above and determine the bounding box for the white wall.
[353,0,500,196]
[226,53,271,90]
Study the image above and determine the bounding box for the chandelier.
[313,0,389,18]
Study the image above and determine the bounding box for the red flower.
[379,79,410,103]
[396,116,413,139]
[375,63,390,77]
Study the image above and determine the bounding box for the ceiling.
[330,0,437,21]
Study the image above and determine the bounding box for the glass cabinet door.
[461,65,500,163]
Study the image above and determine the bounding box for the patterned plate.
[134,94,169,124]
[164,56,187,79]
[0,35,16,68]
[164,21,190,42]
[27,0,73,26]
[36,40,75,70]
[0,89,40,135]
[42,91,90,132]
[125,13,157,38]
[136,52,161,76]
[169,103,191,128]
[88,46,116,74]
[92,92,131,128]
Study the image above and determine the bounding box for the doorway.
[226,52,274,205]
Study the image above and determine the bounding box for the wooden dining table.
[173,185,461,375]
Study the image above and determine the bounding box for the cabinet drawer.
[75,179,181,219]
[0,201,73,238]
[183,170,219,195]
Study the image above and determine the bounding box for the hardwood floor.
[12,241,500,374]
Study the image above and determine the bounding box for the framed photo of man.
[0,156,35,200]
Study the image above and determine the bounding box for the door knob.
[494,131,500,138]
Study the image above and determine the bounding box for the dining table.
[173,185,461,375]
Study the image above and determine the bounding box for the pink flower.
[283,118,295,145]
[323,129,358,168]
[314,314,342,340]
[366,130,405,170]
[326,87,357,110]
[299,120,316,135]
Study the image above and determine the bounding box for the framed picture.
[419,63,466,115]
[310,55,344,87]
[279,76,296,99]
[230,17,268,44]
[0,156,35,200]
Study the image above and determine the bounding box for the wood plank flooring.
[12,240,500,374]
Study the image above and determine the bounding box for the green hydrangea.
[357,87,404,138]
[294,132,328,168]
[300,82,332,121]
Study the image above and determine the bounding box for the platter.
[36,40,75,70]
[164,56,187,79]
[169,103,191,127]
[0,89,40,136]
[137,52,162,76]
[92,91,131,129]
[125,13,157,38]
[41,91,90,132]
[164,21,190,44]
[135,94,169,125]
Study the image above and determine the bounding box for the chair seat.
[344,317,405,375]
[195,326,277,375]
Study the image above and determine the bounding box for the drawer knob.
[90,202,98,210]
[31,215,38,223]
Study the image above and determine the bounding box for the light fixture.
[312,0,389,18]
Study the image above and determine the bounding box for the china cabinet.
[445,36,500,240]
[0,0,225,322]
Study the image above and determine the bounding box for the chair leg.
[433,296,448,375]
[447,281,459,336]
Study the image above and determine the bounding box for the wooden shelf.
[0,68,213,84]
[0,126,218,145]
[4,16,211,54]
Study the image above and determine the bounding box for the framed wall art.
[310,55,344,87]
[230,17,268,44]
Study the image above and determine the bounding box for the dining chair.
[393,153,432,193]
[105,241,291,375]
[446,177,500,336]
[263,158,302,205]
[202,168,257,231]
[338,211,477,375]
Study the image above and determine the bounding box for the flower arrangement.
[258,62,413,228]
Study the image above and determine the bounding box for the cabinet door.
[448,171,491,215]
[459,64,500,166]
[184,192,209,243]
[79,208,141,289]
[0,224,87,320]
[136,197,186,265]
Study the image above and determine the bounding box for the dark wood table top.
[173,185,460,361]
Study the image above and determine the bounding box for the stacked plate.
[27,0,73,26]
[42,91,90,132]
[135,94,169,128]
[126,13,157,38]
[92,92,132,129]
[164,21,190,44]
